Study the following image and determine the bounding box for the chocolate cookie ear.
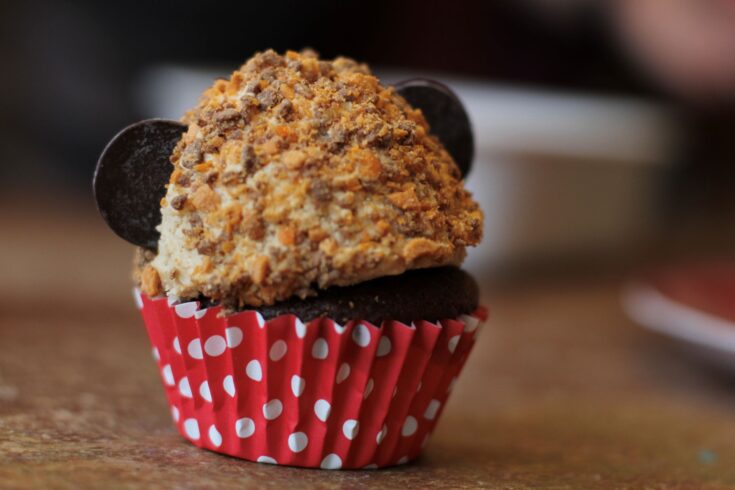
[93,119,186,250]
[394,79,474,178]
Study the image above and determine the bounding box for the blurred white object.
[623,283,735,372]
[454,81,679,271]
[136,66,680,271]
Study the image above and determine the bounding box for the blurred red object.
[646,263,735,322]
[623,262,735,369]
[614,0,735,101]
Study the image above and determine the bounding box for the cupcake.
[95,49,484,469]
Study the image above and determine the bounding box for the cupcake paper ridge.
[135,288,486,469]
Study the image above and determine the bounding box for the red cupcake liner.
[134,289,487,469]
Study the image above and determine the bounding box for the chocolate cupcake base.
[200,267,479,325]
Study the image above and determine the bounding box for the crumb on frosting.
[138,49,482,309]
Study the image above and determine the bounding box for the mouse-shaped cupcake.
[95,49,485,469]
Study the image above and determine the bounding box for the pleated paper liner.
[134,289,487,470]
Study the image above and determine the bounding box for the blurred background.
[3,2,735,484]
[1,0,734,275]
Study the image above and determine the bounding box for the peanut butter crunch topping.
[140,49,482,309]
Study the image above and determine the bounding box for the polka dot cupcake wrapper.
[135,289,487,470]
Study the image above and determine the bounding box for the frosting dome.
[142,49,482,308]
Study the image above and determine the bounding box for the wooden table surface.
[2,198,735,489]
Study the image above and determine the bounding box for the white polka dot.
[152,347,160,362]
[291,375,305,397]
[424,399,441,420]
[171,405,180,422]
[459,314,480,332]
[257,456,277,464]
[363,378,374,399]
[208,425,222,447]
[314,399,331,422]
[363,464,379,470]
[333,322,346,334]
[133,289,144,309]
[320,453,342,470]
[166,296,178,306]
[199,381,212,402]
[194,308,207,320]
[294,319,306,339]
[447,377,458,394]
[246,360,262,381]
[262,399,283,420]
[397,456,409,465]
[223,375,236,397]
[288,432,308,452]
[342,419,359,440]
[162,364,174,386]
[336,363,350,384]
[173,337,181,354]
[183,418,200,440]
[401,416,418,437]
[448,335,460,354]
[187,339,203,359]
[178,377,192,398]
[377,336,391,356]
[376,424,387,444]
[175,302,198,319]
[255,312,265,328]
[269,340,288,361]
[235,417,255,438]
[352,324,371,347]
[204,335,227,357]
[225,327,243,348]
[311,338,329,359]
